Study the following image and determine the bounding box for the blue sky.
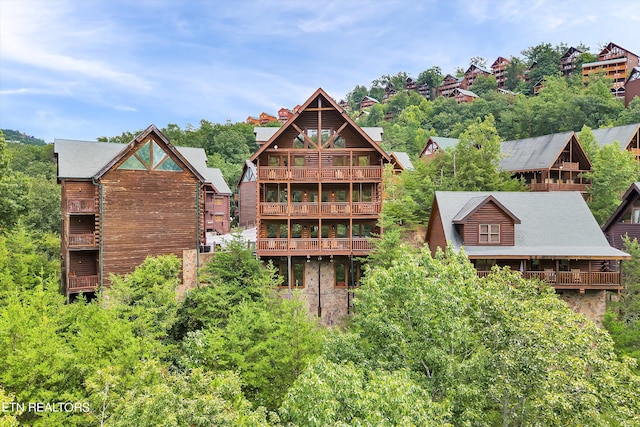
[1,0,638,143]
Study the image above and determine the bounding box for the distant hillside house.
[460,64,491,90]
[438,74,461,98]
[419,136,459,159]
[359,96,379,110]
[582,42,639,99]
[490,56,511,89]
[54,125,231,299]
[246,112,278,125]
[278,107,293,124]
[450,88,479,103]
[426,191,630,324]
[560,46,583,77]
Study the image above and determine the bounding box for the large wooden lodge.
[54,125,231,300]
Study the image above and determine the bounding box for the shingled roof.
[432,191,629,259]
[591,123,640,149]
[500,131,575,171]
[54,134,231,194]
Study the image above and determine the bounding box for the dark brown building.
[54,125,231,298]
[602,182,640,250]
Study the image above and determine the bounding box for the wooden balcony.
[529,181,588,192]
[67,274,99,293]
[259,166,382,182]
[260,202,380,216]
[68,233,97,247]
[477,270,621,289]
[257,237,376,256]
[67,198,96,213]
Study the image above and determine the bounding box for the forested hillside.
[2,38,640,424]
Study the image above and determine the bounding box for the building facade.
[246,88,394,324]
[54,125,230,299]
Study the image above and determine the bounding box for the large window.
[119,139,182,172]
[479,224,500,244]
[335,262,348,288]
[292,262,305,288]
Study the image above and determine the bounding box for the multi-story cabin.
[54,125,230,299]
[560,47,583,77]
[278,107,294,124]
[602,182,640,250]
[246,112,278,125]
[438,74,461,98]
[246,88,394,324]
[460,64,491,90]
[625,67,640,107]
[426,191,630,324]
[500,131,591,194]
[491,56,511,89]
[582,42,639,99]
[591,123,640,160]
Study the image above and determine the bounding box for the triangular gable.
[249,88,391,162]
[94,124,205,182]
[419,136,459,158]
[452,195,521,225]
[237,160,257,187]
[599,42,638,60]
[602,182,640,231]
[491,56,510,68]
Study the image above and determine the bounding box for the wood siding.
[463,202,515,246]
[99,168,200,282]
[606,223,640,250]
[238,180,257,228]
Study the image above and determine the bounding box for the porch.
[67,273,99,294]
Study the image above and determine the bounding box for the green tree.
[417,66,443,99]
[587,142,638,225]
[316,245,640,426]
[604,235,640,369]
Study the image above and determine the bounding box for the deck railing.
[258,238,376,254]
[68,274,99,291]
[68,233,96,247]
[67,198,96,213]
[477,270,621,286]
[259,166,382,181]
[260,202,379,216]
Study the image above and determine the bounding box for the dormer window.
[479,224,500,244]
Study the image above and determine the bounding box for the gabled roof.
[560,46,582,59]
[54,125,229,192]
[389,151,414,170]
[599,42,639,59]
[626,67,640,84]
[591,123,640,149]
[451,195,520,225]
[601,182,640,231]
[419,136,459,157]
[491,56,510,67]
[237,159,257,187]
[500,131,580,171]
[451,88,478,98]
[430,191,629,259]
[360,95,379,104]
[249,88,391,163]
[254,127,280,145]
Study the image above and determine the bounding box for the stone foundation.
[178,249,214,298]
[557,289,607,326]
[278,259,353,326]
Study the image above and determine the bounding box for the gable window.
[479,224,500,244]
[118,139,182,172]
[633,208,640,224]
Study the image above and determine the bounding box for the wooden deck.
[259,166,382,182]
[257,237,375,256]
[477,270,621,289]
[260,202,380,216]
[67,274,99,293]
[67,198,96,213]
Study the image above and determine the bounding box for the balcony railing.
[67,198,96,213]
[68,274,99,292]
[260,202,379,216]
[258,237,376,255]
[68,233,96,247]
[529,182,588,192]
[259,166,382,181]
[477,270,621,287]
